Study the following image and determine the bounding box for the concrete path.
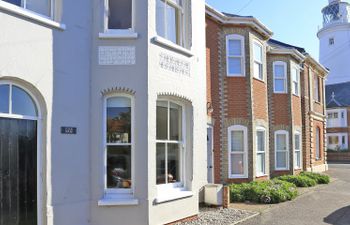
[240,163,350,225]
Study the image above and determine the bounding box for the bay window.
[273,61,287,93]
[105,96,133,191]
[253,42,263,80]
[2,0,52,17]
[156,0,190,48]
[228,125,248,178]
[107,0,132,30]
[294,132,302,169]
[156,100,183,186]
[292,67,300,96]
[226,35,245,77]
[275,130,289,170]
[256,127,266,176]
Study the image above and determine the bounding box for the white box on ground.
[204,184,223,206]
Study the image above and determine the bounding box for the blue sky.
[205,0,330,59]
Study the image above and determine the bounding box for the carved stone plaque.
[159,53,190,76]
[99,46,136,65]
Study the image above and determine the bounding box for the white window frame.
[253,41,263,81]
[226,34,245,77]
[156,0,189,48]
[316,127,321,160]
[256,126,266,177]
[275,130,289,171]
[155,99,186,190]
[0,0,54,19]
[314,76,320,102]
[228,125,248,179]
[292,66,300,96]
[294,131,302,169]
[103,93,135,195]
[102,0,137,37]
[273,61,287,93]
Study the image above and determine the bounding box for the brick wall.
[327,151,350,161]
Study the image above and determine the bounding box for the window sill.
[155,189,193,204]
[292,94,300,97]
[314,101,322,105]
[253,77,265,83]
[0,1,65,30]
[99,31,138,39]
[275,169,289,171]
[256,174,268,178]
[273,91,288,94]
[227,74,245,77]
[228,175,248,179]
[98,194,139,206]
[152,36,193,57]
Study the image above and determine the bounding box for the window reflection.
[12,86,38,117]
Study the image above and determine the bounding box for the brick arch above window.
[100,86,136,96]
[157,92,193,104]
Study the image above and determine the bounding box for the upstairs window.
[329,38,334,45]
[156,0,190,48]
[273,61,287,93]
[3,0,52,17]
[226,35,245,77]
[253,42,263,80]
[292,67,300,96]
[314,75,320,102]
[108,0,132,30]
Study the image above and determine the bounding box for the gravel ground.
[175,207,257,225]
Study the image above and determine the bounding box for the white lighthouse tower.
[318,0,350,84]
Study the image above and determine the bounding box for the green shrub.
[300,172,330,184]
[275,175,317,187]
[229,180,298,204]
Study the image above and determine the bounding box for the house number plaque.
[61,127,77,134]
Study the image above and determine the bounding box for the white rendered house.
[318,0,350,84]
[0,0,207,225]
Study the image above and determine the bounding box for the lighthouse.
[318,0,350,84]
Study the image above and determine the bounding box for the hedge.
[275,175,317,187]
[300,172,330,184]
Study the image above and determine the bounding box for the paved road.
[240,163,350,225]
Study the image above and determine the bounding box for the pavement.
[238,163,350,225]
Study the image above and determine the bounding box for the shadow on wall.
[324,205,350,225]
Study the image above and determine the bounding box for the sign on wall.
[61,127,77,135]
[99,46,136,65]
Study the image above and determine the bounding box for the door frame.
[0,81,43,225]
[207,125,214,183]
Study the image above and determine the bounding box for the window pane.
[107,146,131,189]
[342,136,346,145]
[107,97,131,143]
[276,152,287,168]
[231,130,244,152]
[275,79,285,92]
[156,143,166,185]
[12,86,37,117]
[256,153,265,175]
[108,0,132,29]
[293,81,299,95]
[231,153,244,175]
[0,85,9,114]
[168,143,180,183]
[228,39,241,56]
[274,65,285,78]
[156,101,168,140]
[228,57,242,74]
[170,102,182,141]
[156,0,166,38]
[26,0,50,17]
[166,3,178,44]
[254,43,262,62]
[276,134,286,151]
[3,0,21,6]
[254,62,262,79]
[295,134,300,150]
[295,151,301,168]
[257,131,265,152]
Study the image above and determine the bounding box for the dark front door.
[0,118,37,225]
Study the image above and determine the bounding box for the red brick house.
[206,5,328,184]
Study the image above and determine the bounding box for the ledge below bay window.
[152,36,193,57]
[155,187,193,204]
[0,1,65,30]
[98,193,139,206]
[99,30,138,39]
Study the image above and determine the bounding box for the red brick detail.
[292,95,302,126]
[271,170,292,177]
[225,178,251,184]
[252,79,268,120]
[226,77,249,119]
[223,186,230,208]
[272,94,289,126]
